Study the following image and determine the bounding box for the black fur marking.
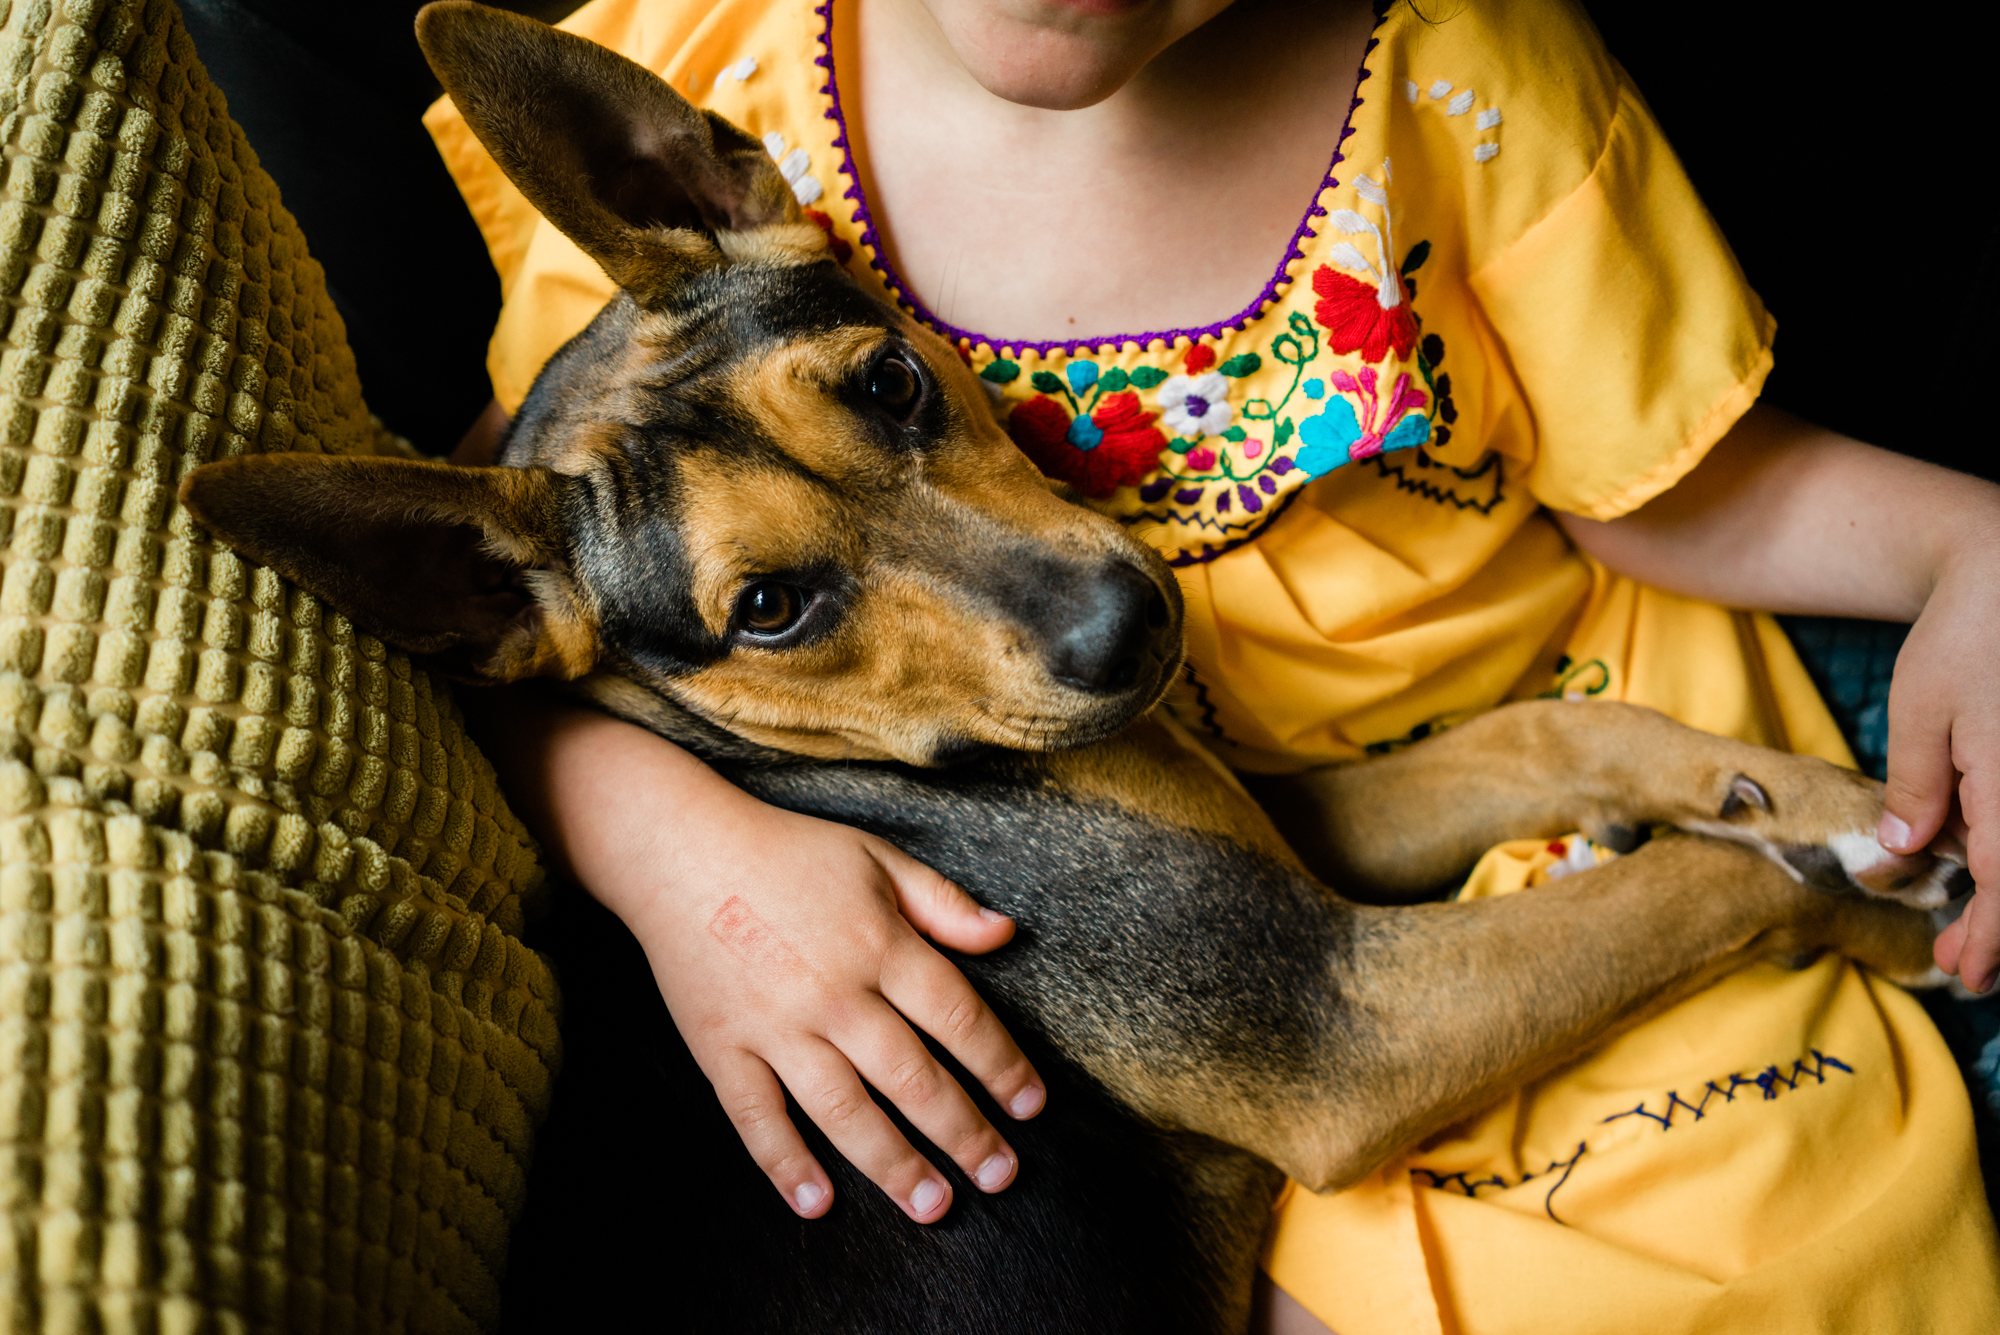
[502,756,1353,1333]
[735,761,1351,1094]
[1597,823,1650,855]
[1781,844,1854,894]
[501,890,1240,1335]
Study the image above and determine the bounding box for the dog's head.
[180,1,1182,767]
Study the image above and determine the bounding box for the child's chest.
[847,0,1380,342]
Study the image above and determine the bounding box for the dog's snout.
[1044,562,1164,694]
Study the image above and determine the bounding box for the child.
[427,0,2000,1329]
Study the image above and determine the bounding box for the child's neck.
[846,0,1379,344]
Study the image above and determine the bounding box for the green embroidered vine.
[1241,310,1321,448]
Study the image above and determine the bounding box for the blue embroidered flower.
[1294,369,1430,477]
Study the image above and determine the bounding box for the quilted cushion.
[0,0,556,1329]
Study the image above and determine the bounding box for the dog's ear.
[179,456,598,684]
[415,1,818,306]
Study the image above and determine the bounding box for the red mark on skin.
[710,895,820,982]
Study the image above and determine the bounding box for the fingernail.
[794,1182,825,1214]
[1974,967,1998,996]
[977,907,1010,923]
[1009,1084,1045,1118]
[1878,813,1913,851]
[910,1178,946,1216]
[974,1153,1013,1191]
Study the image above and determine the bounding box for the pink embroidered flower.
[1159,372,1234,438]
[1294,366,1430,477]
[1185,446,1217,471]
[1008,391,1167,499]
[1312,266,1418,364]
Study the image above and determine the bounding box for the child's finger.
[1952,886,2000,994]
[835,997,1021,1195]
[874,841,1017,955]
[708,1049,835,1218]
[1934,910,1967,978]
[1955,768,2000,991]
[880,932,1047,1123]
[1880,677,1957,853]
[777,1038,957,1223]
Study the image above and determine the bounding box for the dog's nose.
[1043,562,1168,693]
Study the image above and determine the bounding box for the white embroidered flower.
[1158,372,1234,438]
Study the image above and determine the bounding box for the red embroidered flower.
[1183,344,1217,375]
[1008,390,1167,499]
[1312,265,1418,364]
[803,208,853,265]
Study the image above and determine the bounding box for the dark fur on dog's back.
[502,754,1348,1332]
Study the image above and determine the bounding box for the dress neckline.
[811,0,1394,358]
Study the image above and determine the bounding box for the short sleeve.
[1470,78,1775,520]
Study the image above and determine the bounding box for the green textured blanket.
[1,0,556,1329]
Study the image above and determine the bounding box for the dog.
[179,5,1962,1330]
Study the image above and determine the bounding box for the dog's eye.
[869,355,919,416]
[738,581,805,636]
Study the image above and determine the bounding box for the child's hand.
[470,696,1045,1222]
[1877,539,2000,992]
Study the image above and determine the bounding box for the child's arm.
[1557,403,2000,989]
[464,690,1047,1222]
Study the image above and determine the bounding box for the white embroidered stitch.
[1429,79,1453,99]
[715,55,757,87]
[1473,143,1500,163]
[1406,78,1420,102]
[1543,838,1600,880]
[1476,108,1503,130]
[764,133,822,200]
[1328,163,1404,311]
[1446,90,1475,116]
[1326,241,1375,276]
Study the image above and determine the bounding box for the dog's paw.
[1682,766,1971,909]
[1777,828,1972,909]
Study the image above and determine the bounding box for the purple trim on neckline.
[812,0,1393,358]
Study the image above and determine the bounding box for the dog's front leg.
[1181,833,1937,1195]
[1244,699,1964,905]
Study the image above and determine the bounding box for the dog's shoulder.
[1026,717,1302,867]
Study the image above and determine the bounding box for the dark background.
[1583,5,1997,482]
[180,0,578,454]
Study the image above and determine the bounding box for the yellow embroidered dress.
[426,0,2000,1329]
